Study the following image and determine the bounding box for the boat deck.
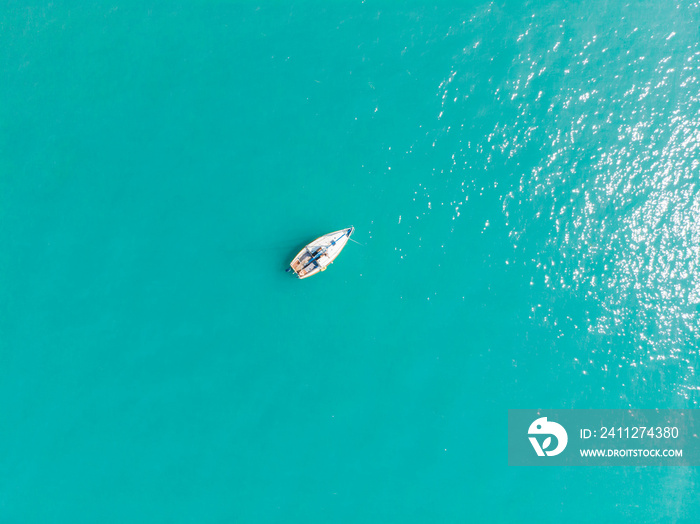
[291,248,322,277]
[288,227,354,279]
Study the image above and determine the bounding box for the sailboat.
[288,227,355,279]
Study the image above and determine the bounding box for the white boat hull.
[289,227,354,279]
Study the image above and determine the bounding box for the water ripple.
[425,1,700,400]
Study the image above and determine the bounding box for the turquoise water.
[2,2,700,521]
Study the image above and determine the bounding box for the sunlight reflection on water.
[418,2,700,400]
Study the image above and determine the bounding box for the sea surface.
[2,1,700,522]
